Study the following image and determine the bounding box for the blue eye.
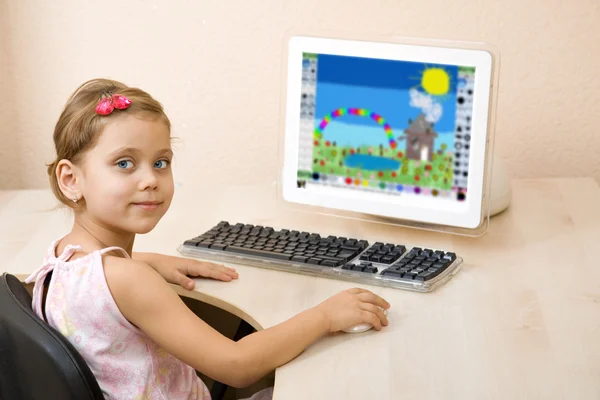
[154,160,170,169]
[117,160,134,169]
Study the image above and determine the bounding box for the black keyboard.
[178,221,463,292]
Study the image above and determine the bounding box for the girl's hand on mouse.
[315,288,390,333]
[133,252,239,290]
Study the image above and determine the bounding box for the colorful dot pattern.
[314,108,397,149]
[311,173,458,197]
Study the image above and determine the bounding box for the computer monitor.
[280,34,496,231]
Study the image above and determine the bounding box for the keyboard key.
[225,246,292,260]
[184,239,201,247]
[415,271,436,281]
[317,256,345,267]
[393,245,406,253]
[381,270,403,279]
[321,260,339,267]
[433,260,450,269]
[432,250,445,259]
[337,251,357,261]
[341,245,361,253]
[307,258,323,265]
[426,267,443,279]
[320,254,344,261]
[403,271,419,280]
[211,243,228,251]
[444,252,457,262]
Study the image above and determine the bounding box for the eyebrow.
[108,147,173,158]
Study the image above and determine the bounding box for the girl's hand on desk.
[133,252,239,290]
[316,288,390,333]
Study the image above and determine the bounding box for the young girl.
[25,78,390,400]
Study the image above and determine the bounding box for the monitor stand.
[487,155,511,217]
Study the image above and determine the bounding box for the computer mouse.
[342,308,388,333]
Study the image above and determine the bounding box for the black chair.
[0,272,104,399]
[0,271,250,400]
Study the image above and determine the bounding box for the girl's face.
[77,113,174,234]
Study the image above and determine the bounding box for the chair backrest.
[0,272,104,399]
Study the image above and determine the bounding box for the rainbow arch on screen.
[313,108,397,149]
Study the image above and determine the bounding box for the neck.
[71,212,135,256]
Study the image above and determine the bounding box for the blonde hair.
[48,78,171,207]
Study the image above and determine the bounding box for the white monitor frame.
[280,34,497,231]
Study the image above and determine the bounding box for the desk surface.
[2,178,600,400]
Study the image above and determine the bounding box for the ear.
[56,159,82,202]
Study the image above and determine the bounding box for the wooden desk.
[2,178,600,400]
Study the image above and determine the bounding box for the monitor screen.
[282,37,493,229]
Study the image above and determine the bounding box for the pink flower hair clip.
[95,93,132,115]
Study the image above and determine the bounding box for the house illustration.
[398,113,438,162]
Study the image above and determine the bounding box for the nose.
[138,166,159,191]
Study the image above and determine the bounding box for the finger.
[206,267,235,282]
[186,264,236,280]
[217,265,239,279]
[361,310,383,331]
[347,287,369,295]
[206,262,237,273]
[357,291,390,309]
[176,272,196,290]
[184,261,231,273]
[360,303,388,326]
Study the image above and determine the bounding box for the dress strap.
[24,244,81,321]
[98,246,130,258]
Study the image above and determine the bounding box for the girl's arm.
[104,256,389,388]
[131,252,238,289]
[233,288,388,385]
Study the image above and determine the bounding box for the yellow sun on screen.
[421,67,450,96]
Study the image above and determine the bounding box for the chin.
[121,217,161,235]
[134,222,159,235]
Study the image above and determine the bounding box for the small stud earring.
[72,196,78,203]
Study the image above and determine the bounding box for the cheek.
[161,176,175,206]
[164,176,175,196]
[84,169,133,203]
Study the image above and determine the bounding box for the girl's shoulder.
[102,255,157,284]
[101,255,177,331]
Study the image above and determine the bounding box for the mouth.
[132,201,163,210]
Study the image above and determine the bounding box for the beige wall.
[1,0,599,192]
